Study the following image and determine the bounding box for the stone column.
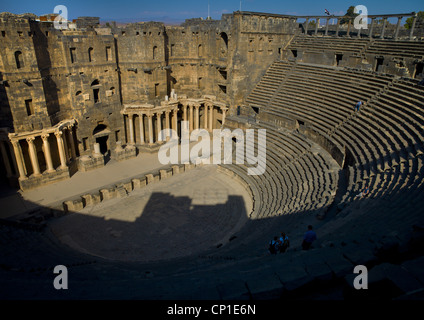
[165,110,170,141]
[314,18,320,35]
[409,15,417,40]
[26,137,41,176]
[347,19,352,37]
[147,114,154,145]
[222,108,227,126]
[394,16,402,40]
[380,18,387,39]
[203,105,208,129]
[209,104,213,130]
[138,113,145,144]
[189,104,194,132]
[369,18,375,39]
[357,18,363,38]
[62,129,70,162]
[172,108,178,139]
[11,140,26,179]
[128,114,135,144]
[304,18,309,34]
[67,127,77,159]
[182,104,187,123]
[335,18,340,37]
[0,141,13,177]
[194,104,200,130]
[325,18,329,36]
[156,112,162,142]
[55,131,67,169]
[41,134,55,173]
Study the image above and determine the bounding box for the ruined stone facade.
[0,10,422,190]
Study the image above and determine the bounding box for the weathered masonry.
[0,11,422,190]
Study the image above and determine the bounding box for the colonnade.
[4,122,77,180]
[300,12,418,40]
[124,102,228,145]
[126,107,179,145]
[180,102,227,133]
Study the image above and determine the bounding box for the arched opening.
[88,47,93,62]
[220,32,228,49]
[198,44,203,57]
[15,51,24,69]
[153,46,158,60]
[91,79,101,103]
[219,32,228,58]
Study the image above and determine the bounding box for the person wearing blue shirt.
[302,225,317,250]
[355,101,362,112]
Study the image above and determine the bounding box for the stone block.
[100,188,117,201]
[146,174,155,184]
[122,181,133,193]
[63,199,84,212]
[132,178,142,189]
[159,169,168,180]
[81,193,100,207]
[172,165,180,175]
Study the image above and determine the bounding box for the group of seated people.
[268,232,290,254]
[268,225,318,254]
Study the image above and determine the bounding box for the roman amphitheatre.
[0,8,424,300]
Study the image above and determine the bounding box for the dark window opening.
[415,62,424,79]
[15,51,24,69]
[70,47,76,63]
[218,85,227,94]
[153,46,158,60]
[106,46,112,61]
[115,130,120,142]
[25,99,33,116]
[154,83,159,97]
[88,47,93,62]
[220,32,228,49]
[291,49,298,58]
[251,106,259,114]
[375,57,384,72]
[1,31,5,37]
[219,70,227,80]
[336,54,343,66]
[82,137,88,151]
[298,119,305,126]
[93,88,100,103]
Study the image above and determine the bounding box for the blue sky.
[0,0,422,22]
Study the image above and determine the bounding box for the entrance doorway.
[93,123,110,157]
[96,136,109,154]
[375,57,384,72]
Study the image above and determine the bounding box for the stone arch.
[14,51,24,69]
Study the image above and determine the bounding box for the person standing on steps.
[302,225,317,250]
[354,100,363,112]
